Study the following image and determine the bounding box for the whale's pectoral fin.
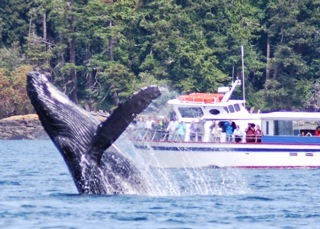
[89,85,161,162]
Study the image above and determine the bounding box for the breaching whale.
[26,71,161,194]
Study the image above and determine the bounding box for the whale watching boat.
[128,79,320,169]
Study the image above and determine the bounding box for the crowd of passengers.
[131,116,263,143]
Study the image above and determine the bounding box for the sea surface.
[0,140,320,228]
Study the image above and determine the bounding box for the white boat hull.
[132,141,320,168]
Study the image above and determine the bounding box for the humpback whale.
[26,71,161,194]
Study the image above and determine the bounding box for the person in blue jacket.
[224,120,235,142]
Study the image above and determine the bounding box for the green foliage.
[0,45,25,70]
[92,62,135,109]
[252,77,314,111]
[0,0,32,46]
[0,0,320,116]
[305,80,320,111]
[0,65,34,119]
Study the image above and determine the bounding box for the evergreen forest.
[0,0,320,119]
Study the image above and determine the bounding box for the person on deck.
[233,125,244,143]
[197,118,206,142]
[189,120,198,142]
[153,118,165,140]
[306,132,312,136]
[210,120,221,142]
[166,117,179,141]
[255,125,262,143]
[224,120,235,143]
[145,116,155,140]
[176,121,186,141]
[245,123,256,143]
[315,126,320,136]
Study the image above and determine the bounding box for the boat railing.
[127,128,262,143]
[128,129,320,145]
[127,128,169,141]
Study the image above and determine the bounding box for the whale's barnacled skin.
[26,71,161,194]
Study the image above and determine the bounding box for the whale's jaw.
[26,72,97,151]
[26,71,161,194]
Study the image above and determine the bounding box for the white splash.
[114,135,250,197]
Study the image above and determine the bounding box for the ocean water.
[0,140,320,228]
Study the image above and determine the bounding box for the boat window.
[178,107,203,118]
[234,104,240,111]
[274,120,293,135]
[209,109,220,115]
[228,105,235,113]
[293,120,317,136]
[223,107,229,113]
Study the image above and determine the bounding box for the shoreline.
[0,112,109,140]
[0,114,48,140]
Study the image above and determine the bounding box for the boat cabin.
[167,79,251,123]
[168,99,249,123]
[261,112,320,144]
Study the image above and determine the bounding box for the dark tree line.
[0,0,320,118]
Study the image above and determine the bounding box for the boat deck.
[127,129,320,145]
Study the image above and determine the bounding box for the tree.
[256,0,320,110]
[47,0,91,104]
[0,45,25,71]
[130,0,229,93]
[0,0,32,47]
[0,65,34,118]
[25,0,53,70]
[1,0,320,116]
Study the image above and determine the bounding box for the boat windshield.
[228,105,235,113]
[178,107,203,118]
[234,104,241,111]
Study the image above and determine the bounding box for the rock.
[0,114,48,140]
[0,112,109,140]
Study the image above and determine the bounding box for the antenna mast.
[241,45,245,103]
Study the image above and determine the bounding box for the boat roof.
[205,113,261,120]
[260,112,320,121]
[167,98,246,106]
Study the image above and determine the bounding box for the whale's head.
[26,71,97,159]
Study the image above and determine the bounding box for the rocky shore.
[0,114,48,140]
[0,112,109,140]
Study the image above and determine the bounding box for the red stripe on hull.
[227,166,320,169]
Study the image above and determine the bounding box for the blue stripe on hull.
[134,145,320,153]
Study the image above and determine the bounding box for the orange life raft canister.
[178,93,223,103]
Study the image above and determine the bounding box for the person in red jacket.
[315,126,320,136]
[245,123,255,142]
